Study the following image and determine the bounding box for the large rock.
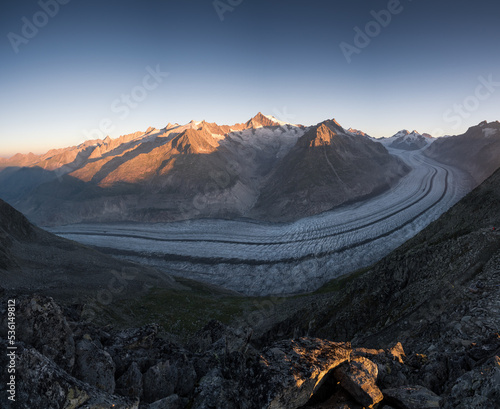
[334,356,384,407]
[252,338,352,409]
[173,357,197,397]
[0,295,75,372]
[143,360,178,403]
[190,337,352,409]
[352,344,409,390]
[192,368,239,409]
[383,385,441,409]
[74,337,116,394]
[115,361,143,398]
[149,394,189,409]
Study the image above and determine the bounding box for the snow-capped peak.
[347,128,371,138]
[263,114,294,127]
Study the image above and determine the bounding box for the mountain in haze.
[381,129,434,151]
[251,119,409,221]
[425,120,500,185]
[0,114,408,226]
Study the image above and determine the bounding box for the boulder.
[383,385,441,409]
[107,324,179,376]
[192,368,239,409]
[334,356,383,407]
[188,319,251,355]
[387,342,406,364]
[0,295,75,372]
[174,357,197,397]
[253,338,352,409]
[149,394,189,409]
[74,337,116,394]
[115,361,143,398]
[302,387,364,409]
[353,345,409,390]
[143,360,178,403]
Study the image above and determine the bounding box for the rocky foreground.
[0,293,498,409]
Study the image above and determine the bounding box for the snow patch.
[483,128,498,138]
[264,114,296,127]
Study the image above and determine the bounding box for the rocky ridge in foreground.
[0,292,498,409]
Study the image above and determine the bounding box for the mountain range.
[0,113,408,226]
[1,115,500,228]
[381,129,434,151]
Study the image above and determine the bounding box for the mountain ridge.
[0,115,411,226]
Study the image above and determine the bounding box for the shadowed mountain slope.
[425,120,500,185]
[252,120,409,221]
[0,198,181,300]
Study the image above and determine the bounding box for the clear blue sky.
[1,0,499,156]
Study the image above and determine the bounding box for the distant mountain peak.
[299,121,342,148]
[387,128,434,151]
[347,128,370,138]
[319,119,346,135]
[171,128,219,154]
[394,130,410,137]
[245,112,282,128]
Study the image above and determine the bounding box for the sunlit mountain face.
[0,113,409,226]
